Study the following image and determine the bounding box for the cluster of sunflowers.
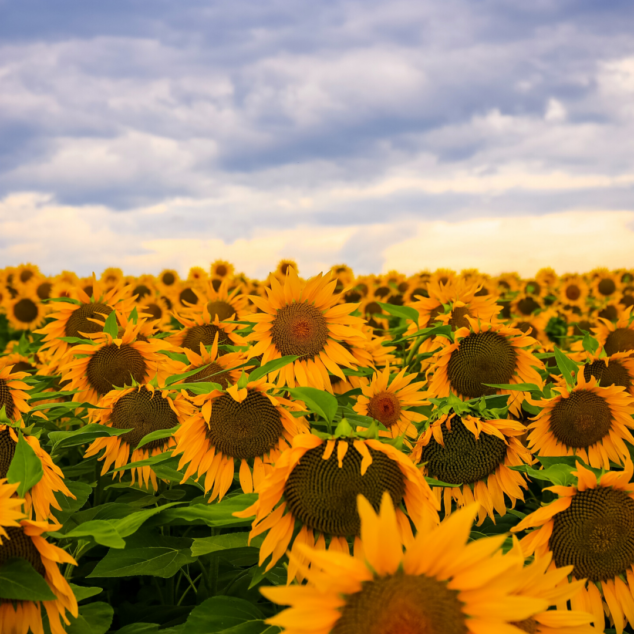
[1,260,634,634]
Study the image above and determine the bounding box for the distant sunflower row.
[2,260,634,633]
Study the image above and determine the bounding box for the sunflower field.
[2,261,634,634]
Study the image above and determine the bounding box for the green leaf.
[287,387,338,424]
[172,381,223,394]
[69,584,103,603]
[44,296,82,305]
[58,336,96,345]
[50,520,127,549]
[111,450,174,473]
[424,477,461,488]
[582,332,599,356]
[376,302,419,322]
[159,495,257,528]
[129,306,139,324]
[553,346,579,390]
[0,558,57,601]
[165,363,213,386]
[88,546,195,579]
[537,456,584,468]
[6,430,44,497]
[135,425,179,450]
[509,463,577,486]
[248,355,299,383]
[481,382,543,393]
[49,424,132,450]
[111,503,181,538]
[53,480,93,523]
[183,596,264,634]
[65,602,114,634]
[103,311,119,338]
[191,533,263,557]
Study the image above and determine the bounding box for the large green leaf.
[53,480,93,523]
[69,584,104,603]
[376,302,419,323]
[509,463,577,486]
[191,533,263,557]
[65,602,114,634]
[6,430,44,497]
[159,495,257,528]
[89,546,196,579]
[50,520,126,549]
[248,355,298,383]
[183,596,264,634]
[553,346,579,390]
[287,387,338,424]
[135,425,179,450]
[103,311,119,339]
[0,558,56,601]
[49,424,132,450]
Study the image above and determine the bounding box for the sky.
[1,0,633,279]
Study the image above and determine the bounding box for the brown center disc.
[517,297,540,315]
[0,380,16,420]
[215,265,228,277]
[0,526,46,577]
[206,300,235,322]
[549,390,612,448]
[0,428,16,479]
[598,305,618,322]
[331,572,467,634]
[270,303,329,359]
[179,287,199,306]
[36,282,52,300]
[65,302,113,338]
[13,299,38,324]
[110,387,179,449]
[187,362,231,392]
[284,440,405,536]
[143,303,163,320]
[512,619,538,633]
[583,359,632,390]
[181,325,230,352]
[604,328,634,356]
[133,284,151,300]
[598,278,616,296]
[565,285,581,301]
[206,389,283,460]
[367,392,402,428]
[86,344,147,395]
[549,487,634,582]
[364,301,382,315]
[446,331,518,399]
[420,417,507,484]
[161,272,176,286]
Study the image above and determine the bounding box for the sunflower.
[591,268,621,299]
[244,268,366,392]
[513,460,634,634]
[4,288,47,331]
[275,259,299,279]
[0,479,24,538]
[130,275,157,304]
[186,277,249,324]
[157,268,180,291]
[175,282,201,308]
[48,278,81,301]
[84,384,194,490]
[138,295,172,328]
[0,426,74,521]
[168,303,247,353]
[12,263,41,289]
[512,293,543,317]
[172,331,245,396]
[497,540,596,634]
[210,259,235,280]
[36,275,136,366]
[0,481,78,634]
[425,318,544,416]
[593,306,634,356]
[0,366,32,422]
[407,277,500,334]
[512,309,555,346]
[32,277,53,302]
[495,272,522,294]
[0,353,35,375]
[413,412,533,526]
[535,267,559,292]
[173,376,307,501]
[187,266,207,285]
[526,372,634,469]
[262,494,547,634]
[428,267,456,287]
[582,349,634,395]
[234,434,439,581]
[558,275,589,309]
[60,318,179,405]
[352,366,426,439]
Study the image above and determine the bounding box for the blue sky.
[1,0,634,277]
